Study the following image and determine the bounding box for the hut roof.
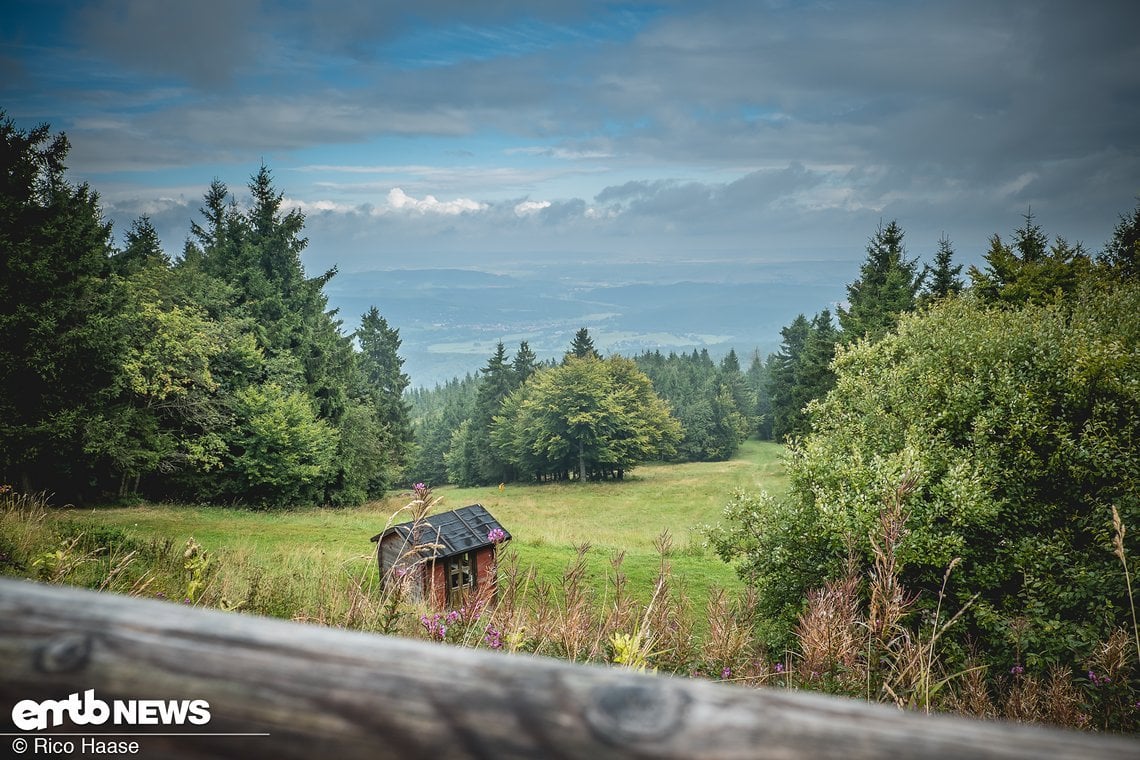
[370,504,510,560]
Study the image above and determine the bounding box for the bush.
[712,280,1140,670]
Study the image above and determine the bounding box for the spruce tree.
[567,327,599,360]
[111,216,169,276]
[1101,199,1140,279]
[0,113,121,498]
[922,233,963,302]
[969,209,1093,304]
[838,220,924,344]
[355,306,413,481]
[512,340,538,383]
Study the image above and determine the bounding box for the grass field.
[55,440,787,616]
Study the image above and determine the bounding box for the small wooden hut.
[370,504,510,608]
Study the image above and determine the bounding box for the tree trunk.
[578,438,586,482]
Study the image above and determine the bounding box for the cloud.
[6,0,1136,287]
[514,200,551,216]
[385,188,487,215]
[73,0,263,87]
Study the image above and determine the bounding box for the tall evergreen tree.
[718,349,752,419]
[356,307,412,438]
[408,374,478,486]
[746,351,773,440]
[512,340,538,383]
[174,167,356,505]
[767,311,838,441]
[447,342,517,485]
[0,113,121,498]
[352,306,413,492]
[838,220,924,344]
[567,327,599,360]
[1101,199,1140,280]
[1012,207,1049,263]
[969,209,1092,304]
[111,216,169,276]
[921,233,963,302]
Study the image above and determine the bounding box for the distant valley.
[323,259,854,387]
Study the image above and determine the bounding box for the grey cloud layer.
[7,0,1137,274]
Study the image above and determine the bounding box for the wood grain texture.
[1,578,1137,759]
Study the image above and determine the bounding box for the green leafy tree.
[838,220,924,344]
[88,262,226,496]
[493,355,680,482]
[221,383,338,507]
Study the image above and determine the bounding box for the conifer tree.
[567,327,599,360]
[111,216,169,276]
[1100,199,1140,280]
[969,209,1092,304]
[838,220,924,344]
[354,306,413,487]
[766,310,838,441]
[921,233,963,302]
[512,340,538,383]
[0,113,121,497]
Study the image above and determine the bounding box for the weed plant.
[1,481,1136,733]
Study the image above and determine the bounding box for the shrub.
[713,280,1140,673]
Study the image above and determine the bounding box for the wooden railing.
[1,578,1136,759]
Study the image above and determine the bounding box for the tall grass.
[3,471,1137,733]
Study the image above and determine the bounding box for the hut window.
[447,552,475,604]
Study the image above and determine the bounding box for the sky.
[2,0,1139,379]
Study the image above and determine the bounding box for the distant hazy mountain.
[324,260,854,387]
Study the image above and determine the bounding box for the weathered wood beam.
[0,578,1136,759]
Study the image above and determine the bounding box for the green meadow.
[56,440,787,615]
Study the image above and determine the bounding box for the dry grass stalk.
[1112,505,1140,665]
[795,573,863,690]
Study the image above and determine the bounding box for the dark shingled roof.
[369,504,510,560]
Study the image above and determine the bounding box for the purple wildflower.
[774,662,784,673]
[487,527,507,544]
[1087,670,1112,687]
[420,612,448,641]
[1010,665,1024,676]
[721,667,732,680]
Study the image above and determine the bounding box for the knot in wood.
[585,681,687,746]
[37,633,92,673]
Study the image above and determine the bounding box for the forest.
[1,114,413,507]
[3,111,1138,510]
